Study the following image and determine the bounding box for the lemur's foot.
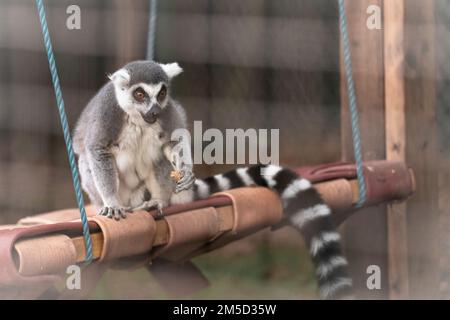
[175,170,195,193]
[132,199,164,218]
[98,206,131,220]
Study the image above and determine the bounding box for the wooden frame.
[15,179,360,268]
[341,0,438,299]
[384,0,409,299]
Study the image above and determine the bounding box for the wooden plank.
[13,173,415,278]
[404,0,439,299]
[73,221,172,263]
[340,0,388,299]
[384,0,409,299]
[70,179,364,263]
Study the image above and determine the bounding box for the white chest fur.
[112,112,164,190]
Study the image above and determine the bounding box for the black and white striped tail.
[193,164,353,300]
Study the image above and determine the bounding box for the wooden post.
[384,0,410,299]
[340,0,388,299]
[404,0,439,299]
[114,0,148,66]
[342,0,439,299]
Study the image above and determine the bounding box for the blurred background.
[0,0,449,299]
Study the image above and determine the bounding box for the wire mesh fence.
[1,0,450,299]
[0,0,342,221]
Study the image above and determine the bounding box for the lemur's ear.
[108,68,130,87]
[159,62,183,79]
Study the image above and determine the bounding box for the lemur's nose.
[149,104,162,115]
[142,104,162,124]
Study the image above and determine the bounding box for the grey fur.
[123,60,169,86]
[74,61,195,220]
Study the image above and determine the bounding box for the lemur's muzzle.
[142,104,162,124]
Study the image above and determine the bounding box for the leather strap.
[152,207,223,261]
[91,211,156,262]
[184,187,284,259]
[15,234,77,276]
[213,187,283,236]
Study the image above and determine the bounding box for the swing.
[0,0,415,299]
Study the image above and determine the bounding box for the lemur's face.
[123,81,168,124]
[109,62,182,124]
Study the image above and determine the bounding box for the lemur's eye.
[157,86,167,102]
[133,88,146,102]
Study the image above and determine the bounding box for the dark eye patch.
[157,85,167,102]
[133,87,147,102]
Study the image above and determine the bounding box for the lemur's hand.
[165,132,195,193]
[167,142,195,193]
[175,169,195,193]
[98,206,131,220]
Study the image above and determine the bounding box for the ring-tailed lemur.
[74,60,352,299]
[74,60,195,219]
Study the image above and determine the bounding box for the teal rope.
[146,0,157,60]
[35,0,93,264]
[338,0,367,207]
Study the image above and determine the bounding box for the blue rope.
[35,0,93,264]
[146,0,158,60]
[338,0,367,207]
